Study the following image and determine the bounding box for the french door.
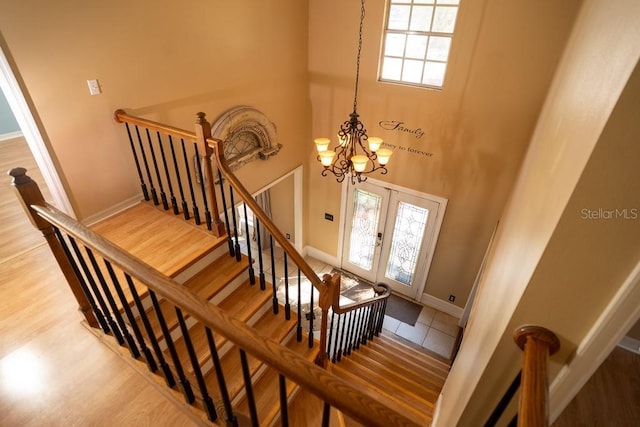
[341,181,442,300]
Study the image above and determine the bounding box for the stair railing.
[113,109,391,367]
[484,325,560,427]
[320,273,391,363]
[10,167,420,427]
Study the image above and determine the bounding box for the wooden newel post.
[195,112,226,237]
[316,273,341,367]
[513,325,560,427]
[8,167,98,328]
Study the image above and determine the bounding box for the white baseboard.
[0,130,23,141]
[82,195,142,226]
[618,335,640,355]
[303,245,340,267]
[420,293,463,319]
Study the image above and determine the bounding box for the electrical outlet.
[285,233,290,239]
[448,294,456,302]
[324,213,334,221]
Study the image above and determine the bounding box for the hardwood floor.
[553,346,640,426]
[1,137,202,426]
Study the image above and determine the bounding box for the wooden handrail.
[513,325,560,427]
[25,198,419,427]
[114,109,197,141]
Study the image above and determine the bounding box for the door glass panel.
[348,189,383,271]
[385,201,429,286]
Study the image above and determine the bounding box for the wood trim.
[30,201,421,427]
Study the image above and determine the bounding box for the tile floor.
[237,233,460,360]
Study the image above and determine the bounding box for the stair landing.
[90,202,226,278]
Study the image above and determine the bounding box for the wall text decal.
[378,120,425,139]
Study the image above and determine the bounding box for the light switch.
[87,79,101,95]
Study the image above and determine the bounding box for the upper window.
[379,0,459,89]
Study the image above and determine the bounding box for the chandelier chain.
[353,0,366,114]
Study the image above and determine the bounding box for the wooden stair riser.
[172,242,234,284]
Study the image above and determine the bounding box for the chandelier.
[314,0,392,184]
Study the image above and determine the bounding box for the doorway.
[340,179,445,300]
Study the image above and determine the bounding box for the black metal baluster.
[156,131,178,213]
[269,235,279,314]
[134,125,158,205]
[255,217,266,290]
[374,300,384,336]
[345,310,356,355]
[83,246,126,346]
[205,328,238,427]
[217,170,235,257]
[175,307,217,421]
[296,268,302,342]
[181,138,200,225]
[283,253,290,320]
[361,305,373,345]
[336,314,347,362]
[278,374,289,427]
[242,202,255,284]
[239,349,259,427]
[354,307,364,350]
[327,312,335,361]
[378,298,388,334]
[104,260,157,372]
[169,135,189,218]
[125,273,174,387]
[65,236,109,334]
[322,402,331,427]
[149,290,194,404]
[308,278,314,348]
[368,302,378,340]
[229,187,241,261]
[194,144,212,230]
[124,123,149,201]
[146,128,168,210]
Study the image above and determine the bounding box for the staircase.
[90,201,449,426]
[10,110,450,426]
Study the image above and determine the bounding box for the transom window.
[379,0,460,89]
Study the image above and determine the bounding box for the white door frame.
[0,45,75,217]
[338,177,447,300]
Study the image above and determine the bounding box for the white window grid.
[379,0,460,89]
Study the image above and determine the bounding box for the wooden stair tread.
[170,280,271,369]
[143,255,250,336]
[235,337,320,425]
[90,202,225,278]
[328,362,432,427]
[379,332,452,367]
[358,341,447,387]
[332,357,435,415]
[375,333,450,377]
[345,350,443,399]
[206,307,298,400]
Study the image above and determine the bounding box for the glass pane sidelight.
[348,188,384,270]
[384,202,429,286]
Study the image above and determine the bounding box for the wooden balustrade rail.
[10,166,419,427]
[513,325,560,427]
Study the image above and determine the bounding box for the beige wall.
[308,0,580,307]
[0,0,310,219]
[437,0,640,424]
[268,173,295,243]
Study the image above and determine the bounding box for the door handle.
[376,232,383,247]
